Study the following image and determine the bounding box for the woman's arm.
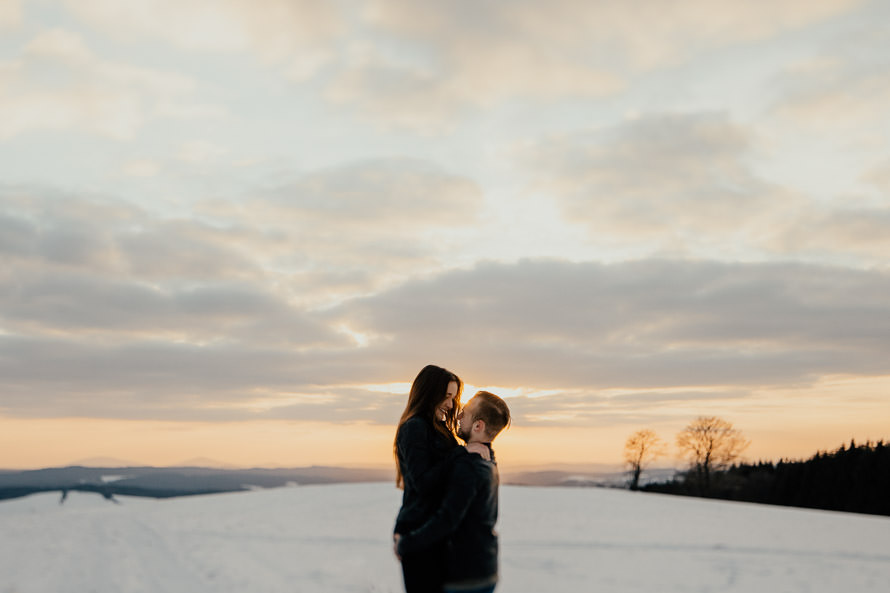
[398,418,461,497]
[397,458,478,556]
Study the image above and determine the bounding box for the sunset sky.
[2,0,889,471]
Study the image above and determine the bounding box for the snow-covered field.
[2,483,889,592]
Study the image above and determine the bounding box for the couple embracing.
[393,364,511,593]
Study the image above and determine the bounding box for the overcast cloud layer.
[1,0,889,435]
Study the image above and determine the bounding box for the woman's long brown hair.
[394,364,463,488]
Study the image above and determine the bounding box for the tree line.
[624,418,890,516]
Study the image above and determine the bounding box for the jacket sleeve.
[397,457,478,556]
[397,419,461,498]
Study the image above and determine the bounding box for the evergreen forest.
[643,440,890,516]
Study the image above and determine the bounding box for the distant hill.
[0,462,683,500]
[502,467,677,487]
[0,465,394,501]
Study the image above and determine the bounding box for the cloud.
[864,159,890,196]
[0,187,355,420]
[0,0,21,29]
[522,112,800,251]
[0,188,287,344]
[1,189,133,268]
[767,206,890,266]
[62,0,342,75]
[195,157,485,303]
[326,0,862,128]
[511,0,863,70]
[767,5,890,134]
[772,61,890,133]
[1,267,336,346]
[0,29,225,140]
[0,335,347,418]
[327,258,890,391]
[2,156,485,300]
[33,0,866,134]
[121,159,160,177]
[177,140,228,164]
[520,110,890,265]
[259,158,480,224]
[0,188,251,277]
[3,253,889,424]
[0,164,484,420]
[759,1,890,199]
[326,33,622,131]
[502,387,754,427]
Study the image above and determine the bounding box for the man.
[395,390,511,593]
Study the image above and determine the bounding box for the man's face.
[457,399,477,442]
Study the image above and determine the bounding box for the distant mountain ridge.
[502,467,677,488]
[0,463,681,502]
[0,465,395,502]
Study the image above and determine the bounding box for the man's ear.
[473,419,486,434]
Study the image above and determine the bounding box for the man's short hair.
[472,391,511,439]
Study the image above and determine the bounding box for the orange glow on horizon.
[2,375,888,471]
[0,417,397,470]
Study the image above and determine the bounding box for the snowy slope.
[2,483,888,592]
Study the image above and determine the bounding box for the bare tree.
[676,416,749,494]
[624,429,667,490]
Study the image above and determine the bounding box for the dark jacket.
[397,444,499,586]
[394,416,461,534]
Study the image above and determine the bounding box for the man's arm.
[396,458,479,557]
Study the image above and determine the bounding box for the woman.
[393,364,488,592]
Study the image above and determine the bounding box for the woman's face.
[435,380,458,421]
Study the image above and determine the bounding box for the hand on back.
[465,442,491,461]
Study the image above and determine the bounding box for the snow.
[1,483,888,592]
[99,475,128,483]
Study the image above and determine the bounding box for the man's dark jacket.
[397,443,499,585]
